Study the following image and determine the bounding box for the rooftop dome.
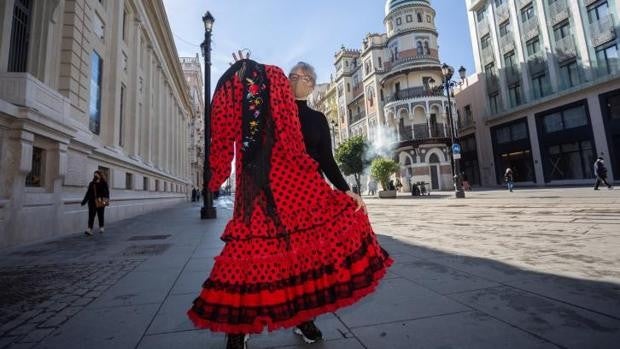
[385,0,430,16]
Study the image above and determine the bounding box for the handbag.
[93,182,109,208]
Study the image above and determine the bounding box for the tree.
[335,136,369,193]
[370,157,399,191]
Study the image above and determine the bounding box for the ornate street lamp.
[432,63,467,198]
[200,11,216,219]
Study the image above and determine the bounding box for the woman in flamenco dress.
[187,58,393,349]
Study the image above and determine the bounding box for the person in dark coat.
[594,157,613,190]
[191,187,197,202]
[81,170,110,235]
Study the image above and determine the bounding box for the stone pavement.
[0,187,619,348]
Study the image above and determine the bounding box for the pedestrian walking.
[594,157,613,190]
[368,179,377,196]
[80,170,109,235]
[505,168,514,192]
[187,57,392,349]
[191,187,197,202]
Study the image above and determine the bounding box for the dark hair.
[598,156,604,160]
[94,170,107,183]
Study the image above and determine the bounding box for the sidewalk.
[1,193,619,348]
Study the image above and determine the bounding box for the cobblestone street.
[0,187,619,348]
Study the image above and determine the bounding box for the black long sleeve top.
[81,180,110,206]
[296,100,350,192]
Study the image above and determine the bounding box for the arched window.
[424,41,430,55]
[429,153,440,164]
[416,41,423,55]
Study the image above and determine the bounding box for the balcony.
[589,15,617,48]
[477,17,490,36]
[378,51,440,74]
[521,16,539,41]
[397,124,449,143]
[495,2,510,24]
[349,112,366,125]
[486,74,500,92]
[499,34,515,54]
[505,67,521,84]
[481,45,495,64]
[458,116,475,130]
[527,53,547,75]
[555,35,577,62]
[548,0,570,26]
[351,83,363,98]
[516,0,532,9]
[385,86,443,104]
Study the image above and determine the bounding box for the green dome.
[385,0,431,15]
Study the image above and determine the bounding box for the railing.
[486,74,500,92]
[495,2,510,24]
[555,35,577,62]
[397,124,448,142]
[349,112,366,125]
[459,117,475,130]
[516,0,532,9]
[351,83,363,97]
[499,34,515,54]
[527,53,547,75]
[477,17,490,36]
[379,52,440,73]
[385,86,443,103]
[589,15,616,48]
[481,45,495,64]
[505,67,521,84]
[548,0,569,26]
[521,16,539,41]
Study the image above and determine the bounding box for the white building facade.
[0,0,194,249]
[321,0,459,192]
[180,54,205,192]
[456,0,620,187]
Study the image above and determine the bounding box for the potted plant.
[370,157,400,198]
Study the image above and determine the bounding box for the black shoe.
[226,334,248,349]
[84,230,93,236]
[594,188,600,190]
[294,321,323,344]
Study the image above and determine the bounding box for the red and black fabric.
[187,59,393,334]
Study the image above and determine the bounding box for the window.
[499,21,510,37]
[489,92,500,114]
[531,73,548,99]
[378,57,382,67]
[346,83,350,92]
[559,60,580,87]
[495,0,505,5]
[125,172,133,190]
[417,13,423,22]
[596,44,618,75]
[406,14,413,23]
[476,8,486,22]
[396,17,402,25]
[89,51,103,134]
[521,4,535,22]
[526,36,540,56]
[426,15,432,23]
[484,62,496,77]
[480,34,491,49]
[542,105,588,133]
[25,147,44,187]
[495,122,528,144]
[553,21,570,41]
[504,51,517,72]
[119,84,125,146]
[545,141,594,180]
[508,83,522,107]
[155,179,160,191]
[424,41,430,55]
[587,1,610,23]
[143,176,148,191]
[8,0,32,72]
[416,41,423,55]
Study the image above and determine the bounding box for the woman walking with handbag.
[81,170,110,235]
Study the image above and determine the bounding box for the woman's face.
[94,172,100,181]
[289,68,314,99]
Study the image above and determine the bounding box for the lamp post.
[330,119,337,153]
[431,63,467,199]
[200,11,217,219]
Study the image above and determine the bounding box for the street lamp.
[330,119,337,152]
[433,63,467,199]
[200,11,216,219]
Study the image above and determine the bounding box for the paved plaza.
[0,187,619,348]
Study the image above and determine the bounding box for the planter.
[378,190,397,198]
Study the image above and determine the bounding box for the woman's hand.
[230,49,251,65]
[346,190,367,214]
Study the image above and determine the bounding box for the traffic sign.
[452,143,462,154]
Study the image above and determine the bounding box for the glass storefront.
[536,102,596,182]
[600,89,620,178]
[491,118,536,184]
[460,135,480,186]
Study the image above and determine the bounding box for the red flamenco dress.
[187,60,393,334]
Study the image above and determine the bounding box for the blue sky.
[163,0,474,88]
